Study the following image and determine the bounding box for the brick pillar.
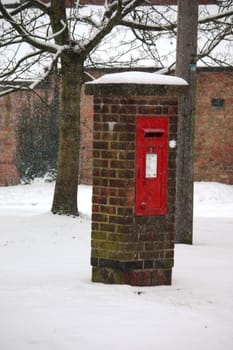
[85,74,188,286]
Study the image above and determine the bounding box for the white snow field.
[0,181,233,350]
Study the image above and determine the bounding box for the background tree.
[175,0,233,244]
[16,77,59,183]
[120,0,232,245]
[0,0,232,217]
[0,0,145,216]
[175,0,199,244]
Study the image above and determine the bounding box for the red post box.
[135,116,168,216]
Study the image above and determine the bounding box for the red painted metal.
[135,116,168,216]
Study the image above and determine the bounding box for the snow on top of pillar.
[87,71,188,86]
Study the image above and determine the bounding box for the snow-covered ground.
[0,181,233,350]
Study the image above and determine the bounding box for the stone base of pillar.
[92,267,172,286]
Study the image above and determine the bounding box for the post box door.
[135,117,168,216]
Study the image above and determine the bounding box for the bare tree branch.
[82,0,144,57]
[0,0,50,18]
[0,1,60,53]
[0,0,232,215]
[0,49,44,78]
[199,8,233,24]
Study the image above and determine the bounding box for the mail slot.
[135,117,168,216]
[144,129,165,138]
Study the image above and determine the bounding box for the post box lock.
[135,116,168,216]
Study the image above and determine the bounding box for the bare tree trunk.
[52,53,83,216]
[175,0,198,244]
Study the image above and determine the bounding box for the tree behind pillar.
[175,0,198,244]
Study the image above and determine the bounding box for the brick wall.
[82,68,233,185]
[0,93,20,185]
[0,68,232,186]
[195,69,233,184]
[0,77,59,185]
[80,87,93,184]
[86,82,186,286]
